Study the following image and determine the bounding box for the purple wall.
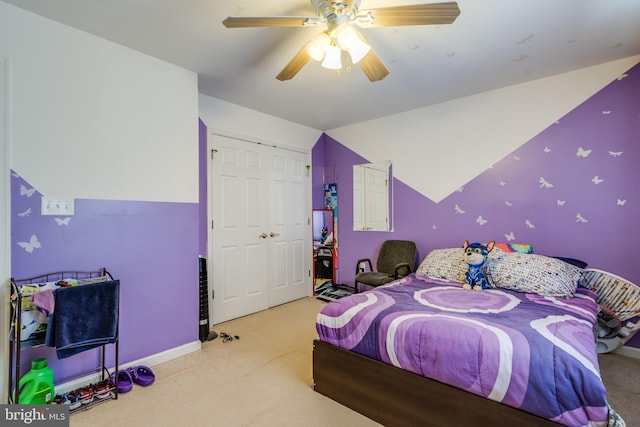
[199,118,208,257]
[315,63,640,346]
[11,172,199,380]
[311,135,327,210]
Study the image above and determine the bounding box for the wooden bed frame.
[312,339,559,427]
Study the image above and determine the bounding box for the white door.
[268,150,309,307]
[0,59,10,404]
[209,134,310,323]
[353,163,389,231]
[364,166,389,232]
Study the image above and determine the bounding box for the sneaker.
[77,386,93,405]
[67,392,81,410]
[93,380,111,399]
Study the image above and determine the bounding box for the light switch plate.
[41,196,75,216]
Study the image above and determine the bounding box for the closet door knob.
[259,233,268,239]
[270,232,280,237]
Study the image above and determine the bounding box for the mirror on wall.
[353,161,392,231]
[312,209,335,292]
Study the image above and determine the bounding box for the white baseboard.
[55,340,202,394]
[129,340,202,369]
[613,344,640,359]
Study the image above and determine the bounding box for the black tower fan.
[199,256,217,341]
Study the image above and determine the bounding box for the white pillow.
[485,252,582,297]
[416,247,505,283]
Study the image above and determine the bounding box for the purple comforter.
[316,274,609,426]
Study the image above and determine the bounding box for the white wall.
[327,55,640,203]
[198,95,322,152]
[0,2,199,203]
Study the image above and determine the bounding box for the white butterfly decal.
[20,185,36,197]
[602,111,611,115]
[504,201,513,207]
[17,234,41,253]
[557,200,566,206]
[609,151,623,158]
[517,34,534,44]
[576,213,588,223]
[576,147,592,158]
[432,225,438,230]
[617,199,626,206]
[543,147,551,153]
[514,155,521,161]
[54,217,71,226]
[617,73,628,81]
[592,176,604,185]
[499,180,507,187]
[539,177,554,188]
[525,220,535,229]
[17,208,32,218]
[454,204,465,215]
[456,187,464,193]
[504,232,515,242]
[476,216,487,225]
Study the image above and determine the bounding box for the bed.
[313,246,625,427]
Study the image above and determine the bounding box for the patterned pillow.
[485,252,582,297]
[417,247,506,283]
[493,242,534,254]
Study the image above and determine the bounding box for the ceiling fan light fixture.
[335,24,358,50]
[335,24,370,64]
[348,38,370,64]
[321,43,342,70]
[306,32,331,62]
[223,1,461,82]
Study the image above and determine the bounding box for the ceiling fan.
[223,0,460,82]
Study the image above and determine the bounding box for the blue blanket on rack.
[45,280,119,359]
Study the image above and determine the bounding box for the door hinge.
[211,290,215,300]
[211,149,218,159]
[211,219,214,229]
[308,269,311,277]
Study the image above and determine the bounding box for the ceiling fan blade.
[362,2,461,27]
[357,48,389,82]
[276,47,312,81]
[223,16,319,28]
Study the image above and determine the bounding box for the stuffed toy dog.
[462,240,495,291]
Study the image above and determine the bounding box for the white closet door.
[210,136,270,323]
[268,150,309,307]
[209,134,310,324]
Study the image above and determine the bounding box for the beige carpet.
[599,352,640,426]
[69,296,640,427]
[70,297,381,427]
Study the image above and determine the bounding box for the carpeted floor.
[70,297,381,427]
[69,296,640,427]
[599,352,640,426]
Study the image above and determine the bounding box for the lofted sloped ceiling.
[2,0,640,130]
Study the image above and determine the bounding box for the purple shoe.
[129,366,155,386]
[110,369,133,393]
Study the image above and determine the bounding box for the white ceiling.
[4,0,640,130]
